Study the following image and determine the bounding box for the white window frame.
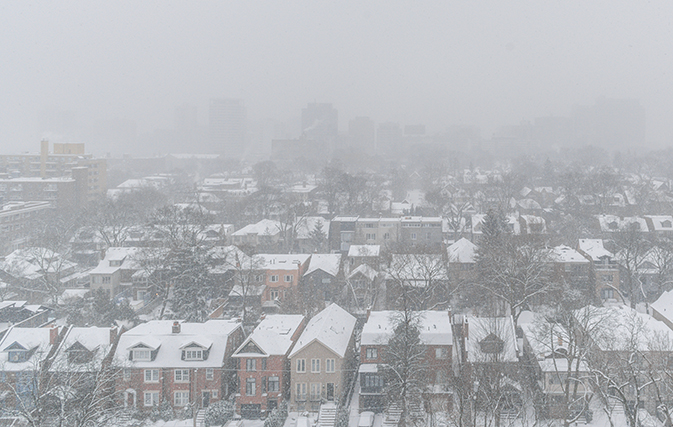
[326,358,335,373]
[296,382,307,401]
[144,369,159,383]
[133,349,151,361]
[311,358,320,373]
[310,382,321,400]
[366,348,378,360]
[144,391,159,407]
[246,359,257,371]
[174,369,190,383]
[435,347,448,359]
[296,358,306,373]
[206,368,214,380]
[174,391,189,407]
[246,377,256,396]
[184,349,203,360]
[270,289,279,300]
[270,275,279,282]
[284,275,293,283]
[268,375,280,392]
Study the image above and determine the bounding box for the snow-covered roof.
[548,245,589,264]
[447,238,478,264]
[645,215,673,232]
[650,289,673,324]
[574,305,673,351]
[0,326,60,371]
[465,316,518,363]
[304,254,341,277]
[347,263,378,282]
[290,303,356,358]
[233,314,305,357]
[231,219,282,237]
[577,239,613,261]
[597,214,648,233]
[360,310,452,346]
[89,247,139,275]
[254,254,311,270]
[295,217,329,240]
[50,326,116,372]
[348,245,380,258]
[0,248,77,280]
[114,320,242,368]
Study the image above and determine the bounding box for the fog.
[1,1,672,155]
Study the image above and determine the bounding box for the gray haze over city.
[1,1,672,156]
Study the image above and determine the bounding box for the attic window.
[109,260,122,267]
[479,333,504,354]
[608,221,619,230]
[662,220,672,228]
[133,349,151,361]
[183,349,203,360]
[8,350,28,363]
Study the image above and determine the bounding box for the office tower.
[209,98,246,156]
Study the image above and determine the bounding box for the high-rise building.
[376,122,402,154]
[209,98,246,157]
[348,116,376,154]
[301,103,338,142]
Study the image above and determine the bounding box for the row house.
[446,237,478,283]
[289,304,357,412]
[0,301,51,336]
[329,216,443,253]
[114,319,244,412]
[257,254,311,311]
[0,326,63,411]
[232,314,306,418]
[302,254,342,303]
[231,219,285,251]
[359,310,453,413]
[451,315,522,418]
[519,312,591,419]
[89,247,140,299]
[344,264,380,314]
[577,239,620,302]
[547,245,592,297]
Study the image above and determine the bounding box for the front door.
[202,391,211,408]
[326,383,335,401]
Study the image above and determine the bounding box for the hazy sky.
[1,1,672,155]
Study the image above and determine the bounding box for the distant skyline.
[1,1,672,156]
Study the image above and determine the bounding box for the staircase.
[318,403,337,427]
[382,405,403,427]
[194,408,206,427]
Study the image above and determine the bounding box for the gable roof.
[361,310,452,346]
[234,314,304,357]
[465,316,518,363]
[290,304,356,358]
[447,238,478,264]
[50,326,116,372]
[304,254,341,277]
[0,326,59,371]
[347,263,378,282]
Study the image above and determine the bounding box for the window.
[255,274,264,282]
[262,358,267,370]
[384,232,390,240]
[174,391,189,407]
[296,383,307,400]
[144,369,159,383]
[284,275,293,283]
[212,390,218,399]
[268,376,280,392]
[601,288,615,300]
[8,350,27,363]
[310,383,321,400]
[311,358,320,373]
[246,378,256,396]
[326,359,335,373]
[270,290,279,300]
[365,348,378,360]
[133,349,150,361]
[411,233,417,240]
[123,369,131,381]
[144,391,159,407]
[174,369,189,383]
[365,223,374,228]
[426,232,432,240]
[270,275,279,282]
[435,348,448,359]
[184,349,203,360]
[246,359,257,371]
[102,276,111,284]
[365,233,376,240]
[296,359,306,373]
[603,274,614,282]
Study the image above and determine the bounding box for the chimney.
[172,321,181,334]
[366,306,372,320]
[110,326,118,343]
[49,326,59,345]
[464,318,469,339]
[448,306,452,322]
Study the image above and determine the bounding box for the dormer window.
[67,342,94,364]
[479,333,504,354]
[184,349,203,360]
[8,350,27,363]
[133,349,151,361]
[109,260,123,267]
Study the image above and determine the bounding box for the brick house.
[289,304,357,412]
[114,319,244,412]
[256,254,311,310]
[0,326,63,412]
[359,310,453,413]
[232,314,306,418]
